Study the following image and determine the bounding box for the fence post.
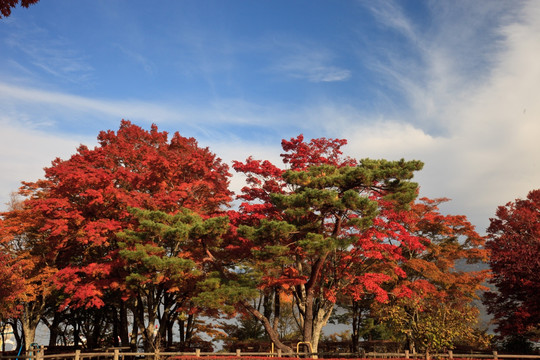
[236,349,241,357]
[154,348,160,360]
[493,351,498,360]
[195,349,200,357]
[405,350,410,359]
[75,349,81,360]
[277,349,282,358]
[448,350,453,359]
[113,349,119,360]
[35,346,43,360]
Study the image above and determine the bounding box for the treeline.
[0,121,537,355]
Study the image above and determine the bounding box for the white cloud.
[0,82,300,133]
[206,140,284,198]
[447,0,540,211]
[280,60,351,83]
[363,0,418,43]
[0,82,175,123]
[0,82,296,209]
[345,121,440,157]
[0,108,285,211]
[3,21,94,84]
[269,40,351,83]
[116,45,155,75]
[1,0,538,238]
[0,118,94,210]
[334,0,540,233]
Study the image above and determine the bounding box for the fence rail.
[2,347,540,360]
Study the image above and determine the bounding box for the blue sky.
[1,0,539,234]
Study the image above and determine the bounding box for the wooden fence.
[1,347,540,360]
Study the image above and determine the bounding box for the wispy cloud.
[116,45,155,75]
[276,58,351,82]
[3,21,94,84]
[269,39,351,83]
[361,0,518,134]
[1,0,538,237]
[339,0,540,232]
[363,0,418,43]
[0,82,290,131]
[0,83,291,207]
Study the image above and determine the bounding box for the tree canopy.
[219,135,425,352]
[0,123,505,354]
[373,198,490,353]
[484,189,540,343]
[0,121,232,349]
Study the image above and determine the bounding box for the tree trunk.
[311,300,334,353]
[21,302,43,351]
[9,320,23,352]
[72,315,81,348]
[47,311,62,347]
[88,309,104,349]
[134,295,157,352]
[272,290,280,332]
[179,319,184,343]
[119,302,130,347]
[299,252,330,352]
[143,322,157,352]
[242,300,293,353]
[167,321,173,349]
[22,322,36,351]
[302,291,315,345]
[130,302,139,351]
[351,301,360,352]
[112,307,120,347]
[185,314,193,343]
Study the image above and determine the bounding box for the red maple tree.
[1,121,232,348]
[371,197,490,353]
[0,193,58,350]
[0,251,23,320]
[484,189,540,341]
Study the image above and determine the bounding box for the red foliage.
[0,0,39,18]
[280,134,357,170]
[485,189,540,337]
[6,121,232,309]
[377,196,489,326]
[0,250,24,318]
[228,134,424,351]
